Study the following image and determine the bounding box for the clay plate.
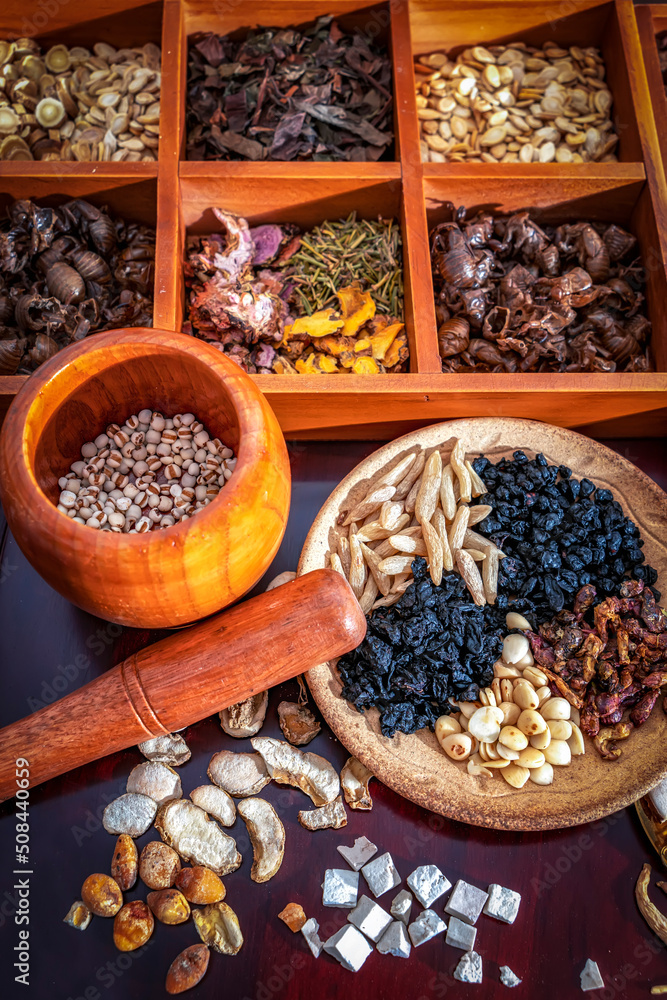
[298,418,667,831]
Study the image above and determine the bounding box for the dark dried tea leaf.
[186,17,393,162]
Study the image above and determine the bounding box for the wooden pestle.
[0,569,366,802]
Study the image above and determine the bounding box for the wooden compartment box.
[1,0,666,439]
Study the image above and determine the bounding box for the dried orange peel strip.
[636,864,667,945]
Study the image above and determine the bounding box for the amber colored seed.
[166,944,210,994]
[175,866,226,905]
[81,873,123,917]
[113,899,154,951]
[111,834,138,891]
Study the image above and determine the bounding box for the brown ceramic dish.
[298,417,667,830]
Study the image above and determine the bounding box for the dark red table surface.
[1,438,666,1000]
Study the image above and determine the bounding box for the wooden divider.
[1,0,666,437]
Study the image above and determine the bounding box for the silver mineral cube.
[323,924,373,972]
[483,884,521,925]
[454,950,483,984]
[301,917,323,958]
[390,889,413,925]
[407,908,447,947]
[445,916,477,951]
[322,868,359,908]
[347,894,392,943]
[445,880,489,925]
[361,852,401,898]
[406,865,452,908]
[337,836,378,871]
[377,920,411,959]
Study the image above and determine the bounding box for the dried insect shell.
[166,944,210,995]
[193,902,244,955]
[147,888,191,925]
[603,223,636,261]
[69,247,111,283]
[438,317,470,358]
[482,306,510,340]
[139,841,182,889]
[29,333,59,367]
[46,261,85,305]
[251,737,340,806]
[207,751,270,797]
[341,757,374,810]
[277,701,321,746]
[113,900,154,951]
[138,733,191,766]
[219,691,268,738]
[0,338,22,375]
[155,799,242,876]
[81,873,123,917]
[111,834,138,891]
[190,784,236,826]
[299,795,348,831]
[237,797,285,882]
[176,866,226,905]
[89,213,117,254]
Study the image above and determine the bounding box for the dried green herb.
[282,212,403,318]
[186,16,393,162]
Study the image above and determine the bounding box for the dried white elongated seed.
[529,762,554,785]
[530,728,551,750]
[502,634,530,665]
[546,719,572,741]
[535,686,552,708]
[517,709,547,736]
[540,698,571,721]
[422,519,443,586]
[359,541,391,597]
[449,441,471,502]
[522,666,548,688]
[348,534,366,599]
[567,723,585,756]
[467,504,492,526]
[380,501,404,531]
[378,555,414,575]
[506,612,531,630]
[498,726,528,752]
[456,549,485,606]
[388,534,427,555]
[380,452,416,488]
[440,733,473,761]
[513,682,540,712]
[499,702,521,727]
[439,464,457,520]
[468,707,503,743]
[516,747,545,769]
[543,740,571,766]
[502,764,530,788]
[415,450,442,524]
[435,716,462,744]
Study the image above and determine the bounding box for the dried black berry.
[337,558,505,737]
[471,452,658,614]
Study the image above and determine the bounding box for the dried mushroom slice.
[298,795,347,831]
[138,733,191,766]
[341,757,374,811]
[236,798,285,883]
[251,737,339,806]
[193,901,244,955]
[190,785,236,827]
[127,761,182,806]
[103,793,157,837]
[207,751,270,797]
[277,701,321,746]
[219,691,268,738]
[155,799,242,877]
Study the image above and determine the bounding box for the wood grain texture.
[0,439,665,1000]
[0,328,291,628]
[0,569,366,801]
[299,418,667,830]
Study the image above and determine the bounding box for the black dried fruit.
[471,451,658,616]
[337,558,505,737]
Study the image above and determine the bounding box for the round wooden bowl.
[0,328,291,628]
[299,417,667,831]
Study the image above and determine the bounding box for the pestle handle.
[0,570,366,802]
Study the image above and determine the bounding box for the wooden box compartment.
[1,0,666,439]
[636,5,667,176]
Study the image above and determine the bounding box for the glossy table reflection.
[0,439,666,1000]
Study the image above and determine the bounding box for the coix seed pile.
[56,409,236,533]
